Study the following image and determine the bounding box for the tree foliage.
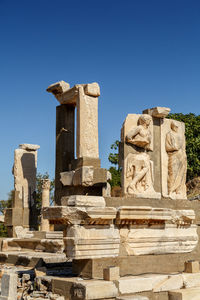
[0,190,14,237]
[108,140,121,187]
[168,113,200,181]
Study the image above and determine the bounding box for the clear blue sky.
[0,0,200,200]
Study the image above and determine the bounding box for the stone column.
[41,179,51,232]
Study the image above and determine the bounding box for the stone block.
[117,274,168,294]
[43,206,117,225]
[169,287,200,300]
[46,80,70,98]
[72,280,118,300]
[73,167,94,186]
[184,260,200,273]
[103,266,120,281]
[67,195,105,207]
[0,272,17,299]
[60,171,75,185]
[52,277,80,298]
[84,82,100,97]
[153,274,183,292]
[182,272,200,288]
[143,107,171,118]
[65,225,120,259]
[72,157,101,169]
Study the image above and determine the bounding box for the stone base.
[72,228,200,278]
[50,272,200,299]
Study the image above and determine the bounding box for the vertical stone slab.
[55,105,75,205]
[0,272,17,299]
[149,117,162,193]
[120,114,160,198]
[13,144,40,209]
[76,85,99,159]
[161,118,187,199]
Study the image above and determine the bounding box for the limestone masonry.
[1,81,200,300]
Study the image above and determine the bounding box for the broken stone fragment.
[19,143,40,151]
[143,106,171,118]
[84,82,100,97]
[46,80,70,96]
[60,171,75,186]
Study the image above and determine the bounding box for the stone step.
[169,287,200,300]
[117,272,200,294]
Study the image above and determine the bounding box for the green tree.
[168,113,200,181]
[0,190,14,237]
[108,140,121,187]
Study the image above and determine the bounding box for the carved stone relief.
[121,114,160,198]
[161,119,187,199]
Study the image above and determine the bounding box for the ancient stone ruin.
[1,81,200,300]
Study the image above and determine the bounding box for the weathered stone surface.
[117,274,167,294]
[119,224,198,256]
[185,260,200,273]
[73,166,94,186]
[120,114,160,199]
[143,107,171,118]
[43,206,116,225]
[153,274,183,292]
[116,206,195,224]
[46,80,70,99]
[65,225,120,259]
[0,272,17,299]
[60,171,75,186]
[103,266,120,281]
[72,280,118,299]
[13,146,37,208]
[182,272,200,288]
[19,143,40,151]
[169,287,200,300]
[41,179,51,232]
[67,195,105,207]
[161,118,187,199]
[76,85,99,159]
[2,238,64,253]
[33,231,63,239]
[84,82,100,97]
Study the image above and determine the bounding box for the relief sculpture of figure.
[125,115,159,197]
[165,121,187,199]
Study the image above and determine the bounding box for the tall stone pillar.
[41,179,51,232]
[5,143,40,236]
[47,81,107,205]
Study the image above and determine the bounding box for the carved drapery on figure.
[165,120,187,199]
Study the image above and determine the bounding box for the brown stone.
[185,261,200,273]
[103,266,120,281]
